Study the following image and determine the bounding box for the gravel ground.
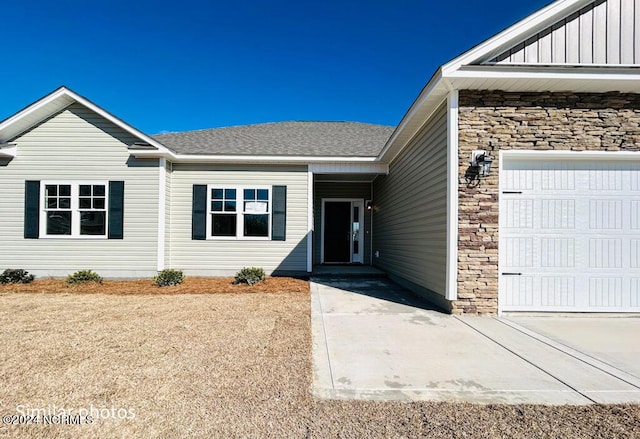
[0,290,638,438]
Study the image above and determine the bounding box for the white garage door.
[499,157,640,312]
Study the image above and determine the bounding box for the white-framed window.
[40,181,108,238]
[207,185,271,239]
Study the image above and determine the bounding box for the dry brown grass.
[0,288,638,438]
[0,276,309,295]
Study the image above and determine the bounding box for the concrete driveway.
[311,277,640,404]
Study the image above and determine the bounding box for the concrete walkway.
[311,277,640,404]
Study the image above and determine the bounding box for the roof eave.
[128,149,382,164]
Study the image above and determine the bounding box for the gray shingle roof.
[151,121,394,157]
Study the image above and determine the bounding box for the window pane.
[46,185,57,197]
[212,214,237,236]
[80,211,106,235]
[59,185,71,196]
[47,198,58,209]
[79,185,91,196]
[257,189,268,201]
[47,212,71,235]
[225,201,236,212]
[93,198,105,209]
[211,201,223,212]
[212,188,223,199]
[79,198,91,209]
[244,189,255,200]
[225,189,236,199]
[93,185,105,196]
[244,214,268,237]
[353,206,359,222]
[59,198,71,209]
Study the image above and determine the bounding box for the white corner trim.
[497,150,505,316]
[157,158,166,271]
[307,169,314,273]
[445,90,459,301]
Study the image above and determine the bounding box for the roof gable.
[440,0,637,74]
[0,86,171,154]
[486,0,640,65]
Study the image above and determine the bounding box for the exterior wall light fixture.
[471,150,493,178]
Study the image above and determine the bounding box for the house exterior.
[1,0,639,314]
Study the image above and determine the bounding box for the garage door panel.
[589,278,623,308]
[503,276,534,307]
[500,158,640,312]
[632,279,640,307]
[541,276,576,307]
[541,199,575,229]
[632,201,640,228]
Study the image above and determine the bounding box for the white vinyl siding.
[169,164,308,275]
[0,103,159,277]
[488,0,640,65]
[372,102,448,297]
[500,157,640,312]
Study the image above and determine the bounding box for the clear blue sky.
[1,0,550,135]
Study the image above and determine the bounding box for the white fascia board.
[129,150,382,164]
[0,86,171,154]
[0,87,72,133]
[441,0,591,73]
[449,65,640,81]
[376,69,445,161]
[502,150,640,160]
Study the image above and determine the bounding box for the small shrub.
[154,269,184,287]
[234,267,266,285]
[0,269,35,284]
[66,270,103,285]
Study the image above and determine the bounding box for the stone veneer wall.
[455,90,640,315]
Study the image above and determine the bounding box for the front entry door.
[323,201,351,263]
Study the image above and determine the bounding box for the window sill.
[206,237,271,241]
[39,236,109,240]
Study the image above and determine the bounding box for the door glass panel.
[353,206,360,255]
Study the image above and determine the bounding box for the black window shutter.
[108,181,125,239]
[192,184,207,240]
[24,180,40,239]
[272,185,286,241]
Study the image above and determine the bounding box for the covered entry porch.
[308,162,387,270]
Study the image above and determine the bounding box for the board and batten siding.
[0,103,160,277]
[373,102,448,298]
[169,164,308,275]
[313,181,372,265]
[488,0,640,65]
